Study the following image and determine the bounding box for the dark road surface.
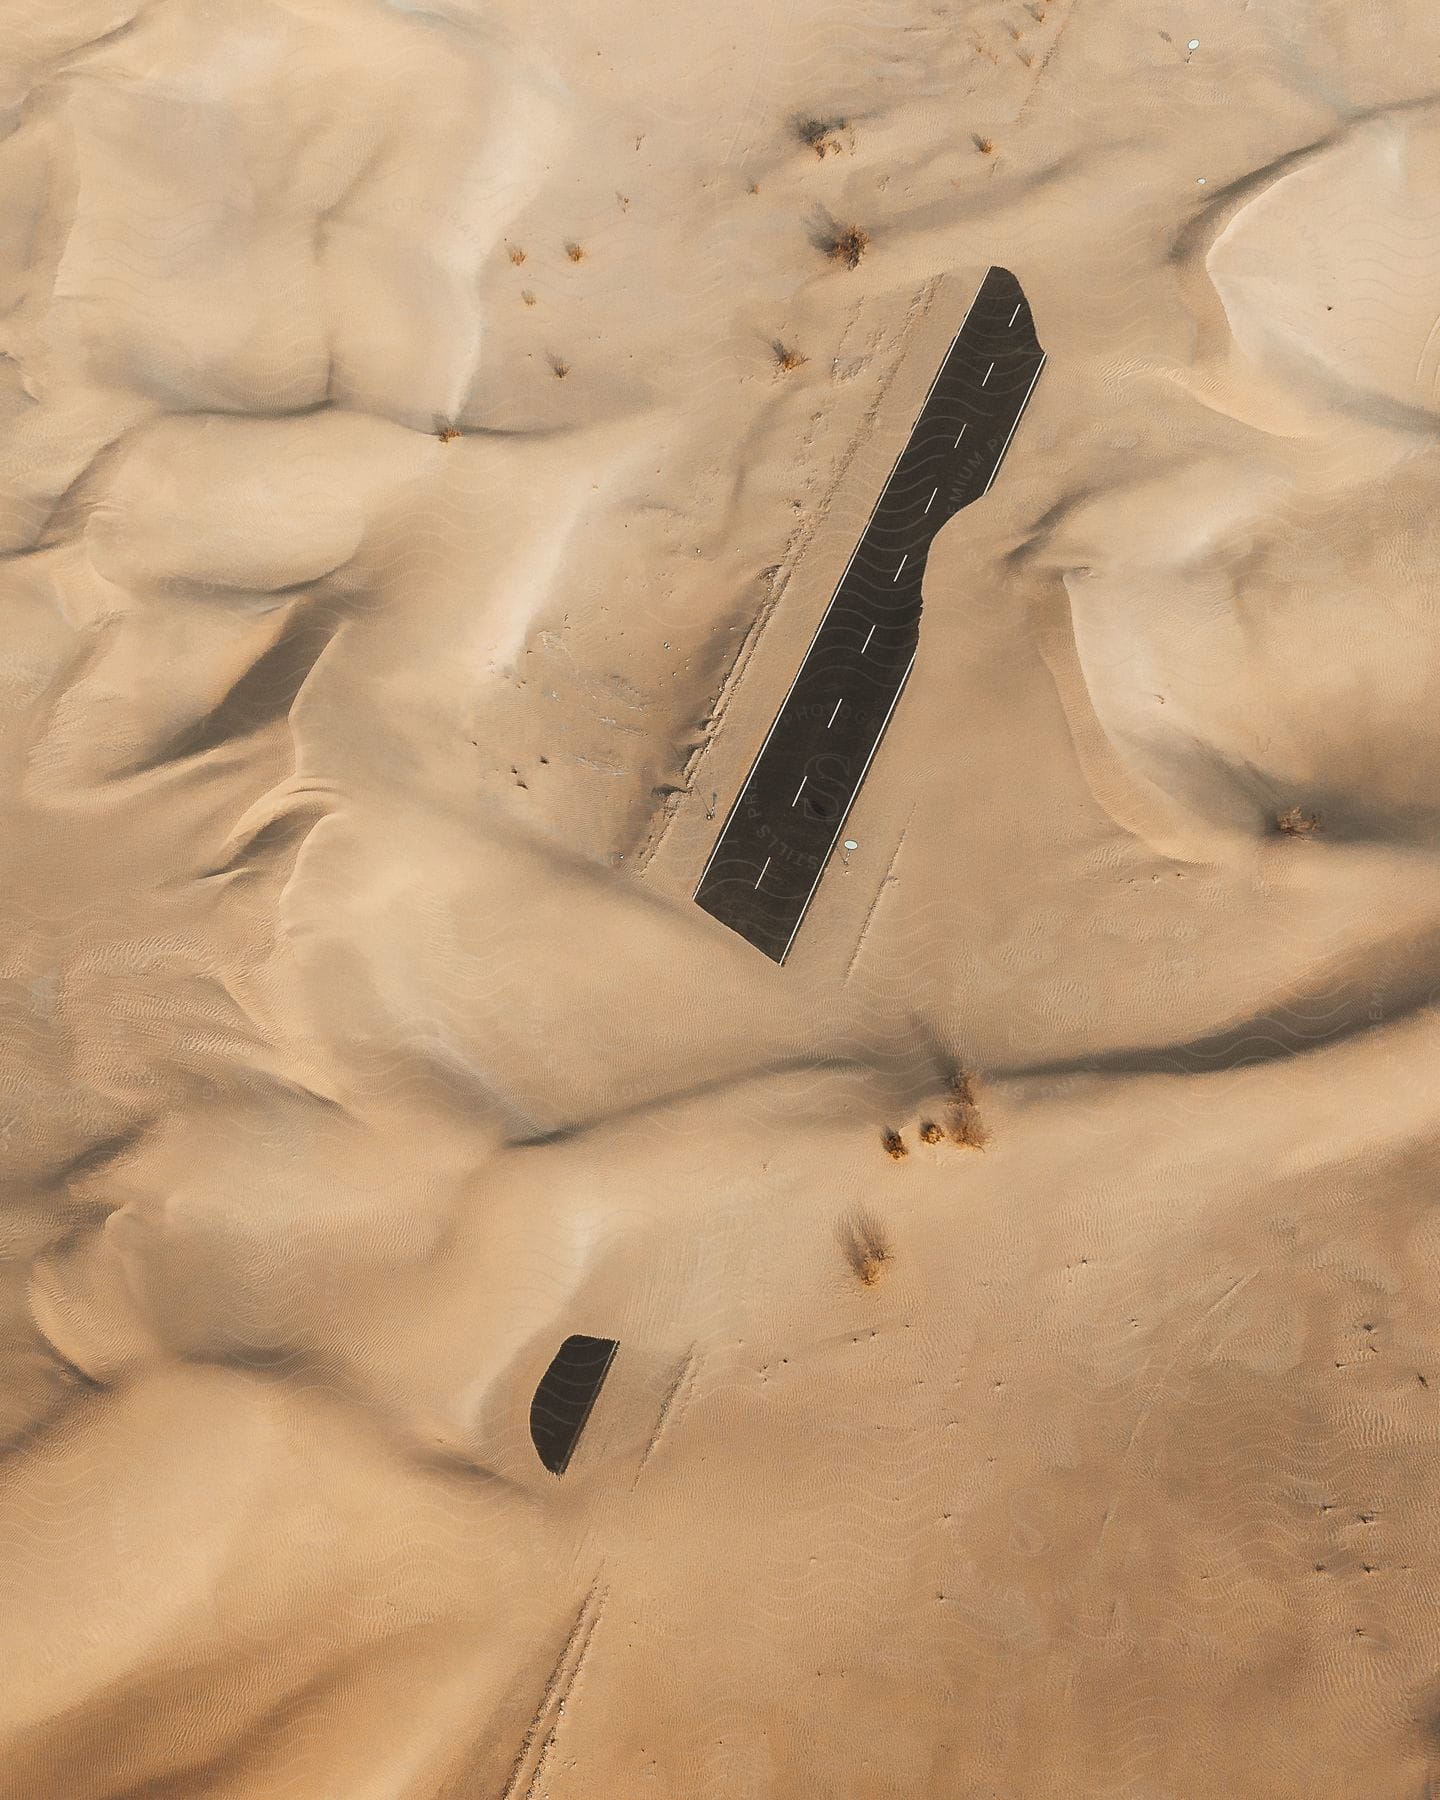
[693,266,1046,963]
[530,1335,620,1477]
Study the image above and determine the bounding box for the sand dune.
[5,2,1440,1796]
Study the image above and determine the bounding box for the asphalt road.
[693,265,1047,963]
[529,1334,620,1477]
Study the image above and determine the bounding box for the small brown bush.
[774,342,807,372]
[856,1248,888,1286]
[944,1071,989,1149]
[435,423,461,443]
[826,225,870,269]
[919,1121,943,1145]
[949,1106,990,1150]
[1277,806,1322,837]
[797,116,847,158]
[551,358,570,380]
[507,245,526,265]
[565,242,586,262]
[881,1128,907,1161]
[841,1211,893,1286]
[975,135,995,154]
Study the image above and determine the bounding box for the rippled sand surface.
[5,3,1440,1795]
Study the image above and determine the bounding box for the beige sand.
[5,1,1440,1794]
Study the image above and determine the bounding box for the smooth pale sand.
[5,2,1440,1796]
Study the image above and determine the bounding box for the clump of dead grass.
[825,224,870,269]
[550,357,571,380]
[919,1121,944,1145]
[944,1071,989,1149]
[841,1211,893,1287]
[435,423,461,443]
[565,241,586,262]
[1277,805,1322,837]
[773,341,807,372]
[796,116,848,158]
[507,245,526,265]
[881,1128,908,1161]
[974,135,995,154]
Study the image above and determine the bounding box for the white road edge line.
[980,353,1046,497]
[755,855,770,889]
[777,650,918,964]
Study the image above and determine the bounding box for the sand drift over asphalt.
[695,266,1045,961]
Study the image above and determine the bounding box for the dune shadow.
[128,609,339,775]
[996,925,1440,1082]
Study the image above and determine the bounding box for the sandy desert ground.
[5,1,1440,1795]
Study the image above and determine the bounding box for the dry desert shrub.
[826,225,870,269]
[773,342,807,372]
[949,1107,990,1150]
[944,1071,989,1149]
[797,116,848,158]
[881,1128,907,1160]
[840,1211,893,1286]
[565,241,586,262]
[521,290,536,306]
[550,357,570,379]
[507,245,526,265]
[974,135,995,154]
[919,1121,944,1145]
[1277,805,1322,836]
